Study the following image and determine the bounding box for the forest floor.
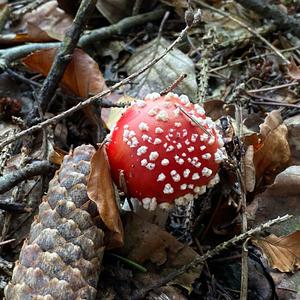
[0,0,300,299]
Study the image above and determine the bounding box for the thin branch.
[235,0,300,39]
[209,46,300,73]
[0,160,56,194]
[79,9,165,47]
[37,0,96,112]
[235,104,248,300]
[246,82,298,93]
[160,73,187,95]
[250,100,300,109]
[0,24,190,150]
[193,0,290,65]
[6,68,126,108]
[130,214,292,300]
[0,10,165,67]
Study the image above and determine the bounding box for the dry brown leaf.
[87,146,124,249]
[287,59,300,80]
[96,0,133,23]
[203,100,235,121]
[23,0,73,41]
[159,0,187,16]
[259,109,282,138]
[22,48,107,98]
[253,110,290,183]
[252,231,300,272]
[244,145,255,192]
[121,213,202,293]
[48,144,67,165]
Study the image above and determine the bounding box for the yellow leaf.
[106,95,135,130]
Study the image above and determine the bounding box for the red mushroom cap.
[106,93,225,210]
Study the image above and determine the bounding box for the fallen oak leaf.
[22,47,107,98]
[252,231,300,272]
[87,145,124,249]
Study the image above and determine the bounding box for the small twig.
[175,104,212,136]
[6,68,125,108]
[79,9,165,47]
[132,10,170,97]
[209,46,300,73]
[235,104,248,300]
[0,160,56,194]
[37,0,96,112]
[0,24,191,150]
[0,201,31,213]
[250,100,300,109]
[130,214,292,300]
[6,68,41,88]
[0,238,15,246]
[160,73,187,95]
[246,82,298,93]
[193,0,290,65]
[10,0,47,19]
[0,10,165,67]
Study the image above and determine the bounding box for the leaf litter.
[1,0,300,299]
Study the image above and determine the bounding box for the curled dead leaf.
[254,110,290,184]
[252,231,300,272]
[22,48,107,98]
[87,146,124,249]
[259,109,282,138]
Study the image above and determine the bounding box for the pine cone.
[5,145,105,300]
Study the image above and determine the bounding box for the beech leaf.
[87,146,124,249]
[22,48,107,98]
[23,0,73,41]
[125,37,197,100]
[252,231,300,272]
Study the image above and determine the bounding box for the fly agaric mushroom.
[106,92,226,211]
